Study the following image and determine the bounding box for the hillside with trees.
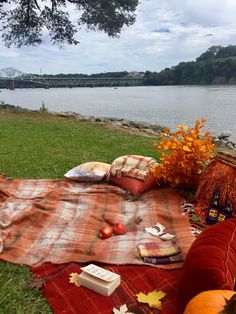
[1,45,236,87]
[144,45,236,85]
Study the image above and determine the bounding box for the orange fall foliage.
[151,118,216,189]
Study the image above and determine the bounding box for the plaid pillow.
[110,155,158,180]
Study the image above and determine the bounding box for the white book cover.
[78,264,121,296]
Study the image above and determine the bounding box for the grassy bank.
[0,110,158,178]
[0,110,160,313]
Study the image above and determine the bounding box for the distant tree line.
[30,71,129,78]
[143,45,236,85]
[2,45,236,87]
[0,71,139,88]
[36,45,236,85]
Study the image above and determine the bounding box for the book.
[78,264,120,296]
[137,239,181,258]
[143,253,184,265]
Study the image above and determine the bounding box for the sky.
[1,0,236,75]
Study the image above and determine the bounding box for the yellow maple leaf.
[183,145,191,152]
[186,136,193,142]
[136,290,167,309]
[69,272,80,287]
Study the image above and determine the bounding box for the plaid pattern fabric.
[32,262,182,314]
[0,179,195,268]
[137,239,181,258]
[143,253,184,265]
[110,155,158,180]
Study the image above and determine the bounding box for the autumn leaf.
[186,136,193,142]
[26,278,45,290]
[136,290,167,309]
[113,304,134,314]
[69,272,80,287]
[152,118,215,188]
[183,145,191,152]
[135,216,143,224]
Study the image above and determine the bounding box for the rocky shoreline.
[0,103,235,149]
[59,112,236,149]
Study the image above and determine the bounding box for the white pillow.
[64,162,111,182]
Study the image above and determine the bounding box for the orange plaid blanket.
[0,179,195,268]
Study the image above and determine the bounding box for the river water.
[0,85,236,139]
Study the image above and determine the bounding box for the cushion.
[177,218,236,314]
[109,173,157,195]
[110,155,158,180]
[64,162,110,182]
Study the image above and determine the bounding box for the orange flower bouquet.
[151,118,216,190]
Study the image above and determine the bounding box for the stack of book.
[137,239,183,265]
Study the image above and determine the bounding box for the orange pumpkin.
[183,290,236,314]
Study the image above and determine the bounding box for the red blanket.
[32,262,181,314]
[0,179,194,269]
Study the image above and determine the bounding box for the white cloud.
[0,0,236,74]
[173,0,236,27]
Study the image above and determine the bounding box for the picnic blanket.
[32,262,181,314]
[0,178,195,268]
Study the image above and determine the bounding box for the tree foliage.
[196,45,236,61]
[144,45,236,86]
[196,46,222,62]
[0,0,139,47]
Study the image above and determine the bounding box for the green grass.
[0,262,50,314]
[0,110,160,313]
[0,111,158,179]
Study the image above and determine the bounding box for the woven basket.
[195,149,236,222]
[214,149,236,168]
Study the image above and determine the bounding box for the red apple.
[113,223,127,235]
[98,225,113,239]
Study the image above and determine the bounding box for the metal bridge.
[0,76,144,89]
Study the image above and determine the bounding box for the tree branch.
[26,0,30,26]
[0,0,139,47]
[33,0,40,10]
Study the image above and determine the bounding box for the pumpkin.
[183,290,236,314]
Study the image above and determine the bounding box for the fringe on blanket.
[195,150,236,222]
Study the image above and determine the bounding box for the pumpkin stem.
[222,294,236,314]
